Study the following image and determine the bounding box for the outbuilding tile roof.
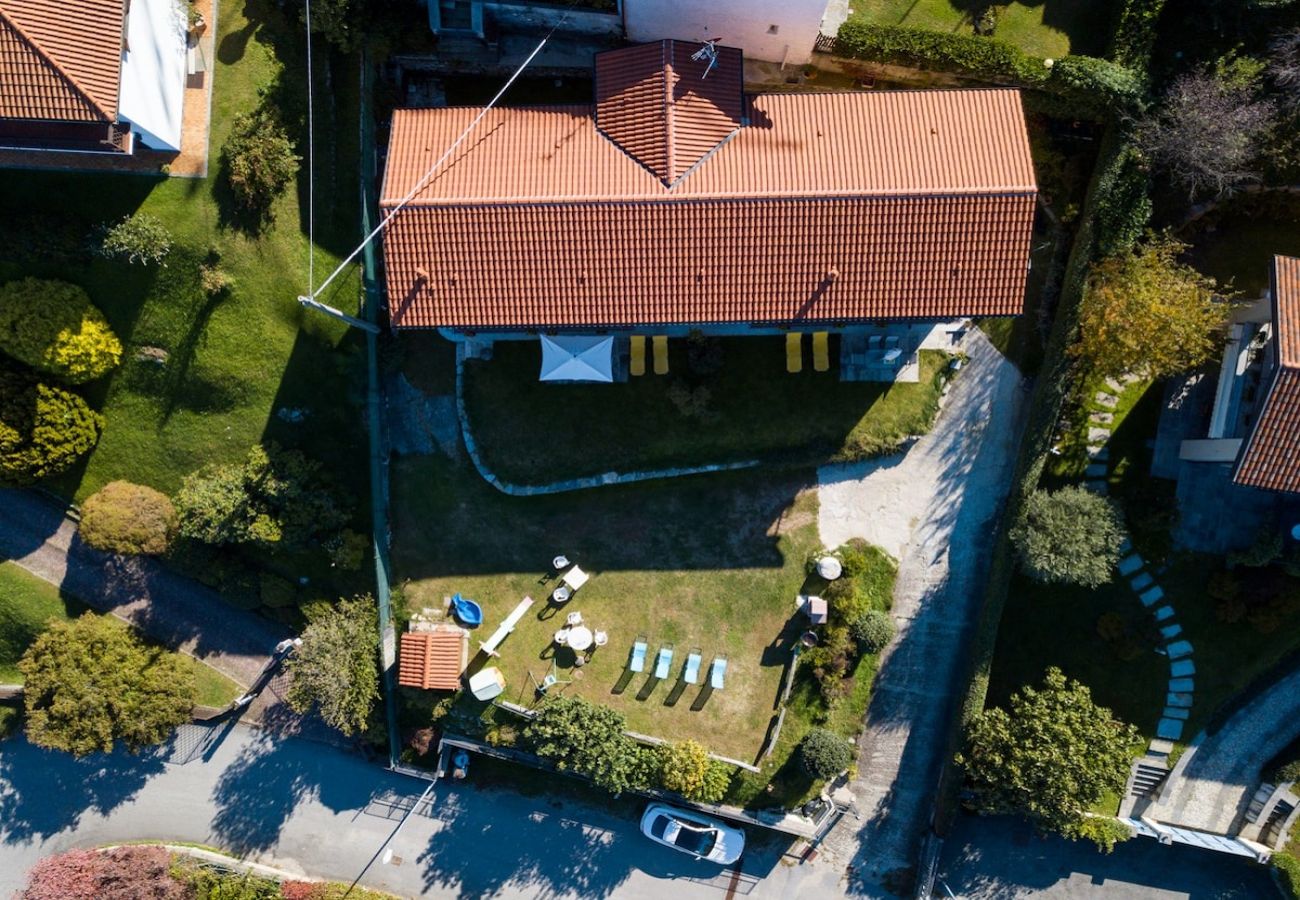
[398,628,468,691]
[1234,256,1300,494]
[0,0,124,122]
[381,41,1037,330]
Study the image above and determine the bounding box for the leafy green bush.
[99,213,172,265]
[1063,816,1133,853]
[79,481,178,556]
[0,365,102,484]
[1011,486,1127,587]
[659,739,733,802]
[1093,146,1152,258]
[850,609,896,653]
[1046,56,1146,117]
[284,596,379,736]
[800,727,854,780]
[1107,0,1169,68]
[0,278,122,384]
[833,20,1048,85]
[1276,850,1300,900]
[524,695,653,794]
[259,572,299,608]
[222,109,300,223]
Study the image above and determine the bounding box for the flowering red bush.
[20,846,185,899]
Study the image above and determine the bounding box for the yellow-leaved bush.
[0,278,122,384]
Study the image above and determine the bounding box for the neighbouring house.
[1155,255,1300,550]
[423,0,833,65]
[398,625,470,691]
[380,40,1037,382]
[0,0,189,157]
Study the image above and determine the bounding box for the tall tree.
[19,615,196,756]
[284,597,379,736]
[957,668,1139,851]
[1076,236,1229,380]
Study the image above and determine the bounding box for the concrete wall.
[484,2,622,37]
[624,0,827,65]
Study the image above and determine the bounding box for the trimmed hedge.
[0,364,102,484]
[79,481,178,556]
[1108,0,1169,68]
[831,21,1145,119]
[0,278,122,384]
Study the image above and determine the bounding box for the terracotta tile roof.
[594,40,743,185]
[398,628,468,691]
[0,0,124,122]
[381,43,1036,330]
[1234,256,1300,493]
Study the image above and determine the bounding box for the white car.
[639,803,745,865]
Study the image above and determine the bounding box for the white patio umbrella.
[538,335,615,382]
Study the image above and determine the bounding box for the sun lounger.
[655,644,674,680]
[683,649,702,684]
[786,332,803,373]
[630,336,646,377]
[562,565,589,592]
[479,596,535,657]
[653,335,669,375]
[812,332,830,372]
[629,636,648,673]
[710,656,727,690]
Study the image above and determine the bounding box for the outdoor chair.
[629,636,648,673]
[710,656,728,690]
[562,565,590,592]
[653,335,669,375]
[554,628,569,646]
[630,336,647,377]
[786,332,803,373]
[683,649,703,684]
[654,644,674,680]
[868,335,883,351]
[552,555,570,571]
[566,611,583,626]
[812,332,830,372]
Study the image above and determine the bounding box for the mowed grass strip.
[392,455,821,761]
[0,561,240,707]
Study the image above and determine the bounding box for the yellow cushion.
[630,335,646,376]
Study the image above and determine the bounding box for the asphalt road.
[0,723,845,899]
[936,812,1278,900]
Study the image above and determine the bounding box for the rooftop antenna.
[691,38,720,79]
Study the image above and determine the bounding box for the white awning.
[539,335,614,382]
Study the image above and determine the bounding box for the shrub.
[98,214,172,265]
[1063,816,1133,853]
[800,727,854,780]
[19,845,186,900]
[1107,0,1169,68]
[0,365,102,485]
[284,596,379,736]
[1046,56,1146,117]
[199,262,233,297]
[524,695,650,794]
[0,278,122,384]
[659,739,733,802]
[833,20,1049,85]
[259,572,298,608]
[850,609,895,653]
[19,614,196,755]
[1011,486,1127,588]
[1092,146,1152,258]
[222,109,300,223]
[78,481,177,556]
[1276,851,1300,900]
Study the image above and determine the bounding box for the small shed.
[398,625,469,690]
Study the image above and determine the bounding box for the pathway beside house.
[0,488,283,688]
[816,330,1030,890]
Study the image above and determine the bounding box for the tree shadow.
[0,734,170,843]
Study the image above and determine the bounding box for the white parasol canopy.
[538,335,615,382]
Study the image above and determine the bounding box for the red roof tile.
[1235,256,1300,494]
[0,0,124,123]
[398,629,467,691]
[381,43,1036,330]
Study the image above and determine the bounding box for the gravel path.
[1149,668,1300,834]
[0,488,285,688]
[817,330,1030,891]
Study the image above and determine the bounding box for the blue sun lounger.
[654,644,674,680]
[710,656,728,690]
[629,636,648,673]
[683,649,702,684]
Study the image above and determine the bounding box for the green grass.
[1184,206,1300,297]
[0,561,240,707]
[0,0,364,503]
[847,0,1115,59]
[461,337,951,485]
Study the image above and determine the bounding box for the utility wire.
[305,0,315,297]
[303,13,571,302]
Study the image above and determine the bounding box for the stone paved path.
[0,488,285,688]
[817,331,1030,891]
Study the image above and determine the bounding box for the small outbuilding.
[398,625,469,691]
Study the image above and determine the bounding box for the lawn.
[0,0,364,503]
[392,454,820,762]
[1183,201,1300,297]
[0,561,240,707]
[461,337,952,485]
[847,0,1115,59]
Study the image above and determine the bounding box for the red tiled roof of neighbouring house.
[1235,256,1300,493]
[0,0,125,123]
[398,628,468,691]
[380,42,1037,330]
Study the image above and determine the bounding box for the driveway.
[0,488,284,688]
[0,725,844,899]
[937,813,1274,899]
[817,331,1030,892]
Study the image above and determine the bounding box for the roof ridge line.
[0,6,115,121]
[386,188,1040,208]
[662,39,675,186]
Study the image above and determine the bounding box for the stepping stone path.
[1116,537,1196,748]
[1084,387,1121,495]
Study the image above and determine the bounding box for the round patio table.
[567,625,594,652]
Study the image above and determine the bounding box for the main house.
[0,0,189,156]
[380,40,1037,382]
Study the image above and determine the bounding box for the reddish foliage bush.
[21,846,185,900]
